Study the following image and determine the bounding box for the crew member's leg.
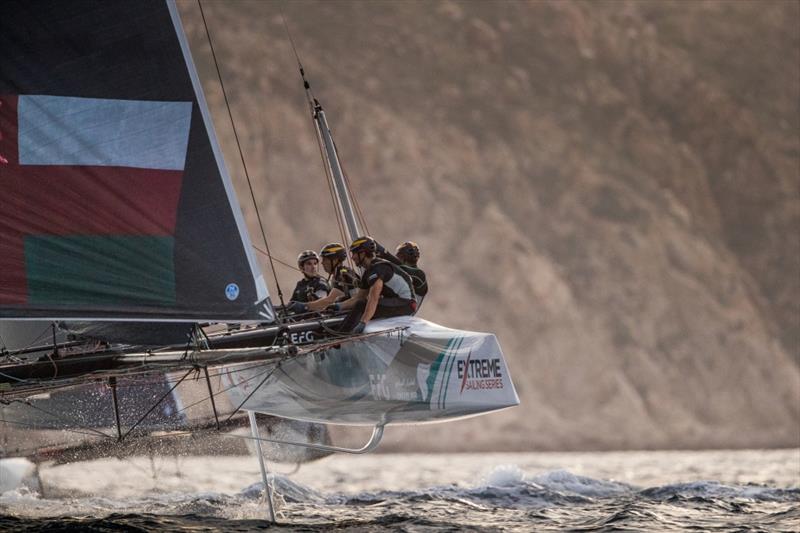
[373,300,416,319]
[338,300,366,332]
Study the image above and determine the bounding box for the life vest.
[363,258,416,303]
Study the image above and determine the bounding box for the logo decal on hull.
[459,352,472,394]
[457,356,504,393]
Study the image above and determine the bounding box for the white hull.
[222,317,520,425]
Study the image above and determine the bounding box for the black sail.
[0,0,273,322]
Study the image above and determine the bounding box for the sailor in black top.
[306,243,361,312]
[333,236,416,333]
[331,264,360,299]
[377,241,428,309]
[287,250,330,314]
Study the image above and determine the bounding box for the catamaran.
[0,0,519,519]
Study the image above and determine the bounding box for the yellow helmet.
[320,242,347,261]
[349,236,377,254]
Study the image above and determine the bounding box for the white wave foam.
[0,458,39,495]
[530,470,633,497]
[0,487,40,504]
[238,474,325,504]
[483,464,526,487]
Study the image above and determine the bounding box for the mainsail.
[0,0,272,322]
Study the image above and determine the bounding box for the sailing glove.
[352,322,366,334]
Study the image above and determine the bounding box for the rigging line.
[223,361,284,423]
[81,349,281,382]
[164,363,276,420]
[111,358,279,399]
[282,4,370,243]
[5,359,279,400]
[309,100,350,253]
[45,351,58,380]
[280,5,315,101]
[121,367,195,441]
[279,7,302,71]
[6,323,57,356]
[318,119,351,254]
[108,359,275,388]
[197,0,287,314]
[337,146,371,236]
[315,111,349,252]
[2,345,295,396]
[307,93,349,256]
[280,6,351,254]
[0,352,23,364]
[0,370,29,383]
[0,417,116,442]
[200,344,282,366]
[252,244,301,272]
[197,325,211,349]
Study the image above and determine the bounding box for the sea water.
[1,450,798,531]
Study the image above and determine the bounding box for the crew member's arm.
[308,278,330,302]
[306,288,344,311]
[361,279,383,323]
[336,287,367,310]
[308,288,328,302]
[376,246,401,266]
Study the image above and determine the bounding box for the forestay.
[0,0,272,322]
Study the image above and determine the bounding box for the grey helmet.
[297,249,320,268]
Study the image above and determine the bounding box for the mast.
[287,41,363,245]
[281,10,363,245]
[311,99,362,243]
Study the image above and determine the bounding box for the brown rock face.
[177,0,799,451]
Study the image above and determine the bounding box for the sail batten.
[0,0,273,322]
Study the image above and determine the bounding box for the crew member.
[377,241,428,309]
[334,236,416,333]
[306,242,360,312]
[287,250,330,313]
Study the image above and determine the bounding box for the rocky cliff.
[177,0,799,450]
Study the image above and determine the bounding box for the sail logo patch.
[225,283,240,301]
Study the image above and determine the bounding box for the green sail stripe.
[426,337,455,404]
[25,235,176,305]
[441,336,465,409]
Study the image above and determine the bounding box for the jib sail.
[0,0,273,322]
